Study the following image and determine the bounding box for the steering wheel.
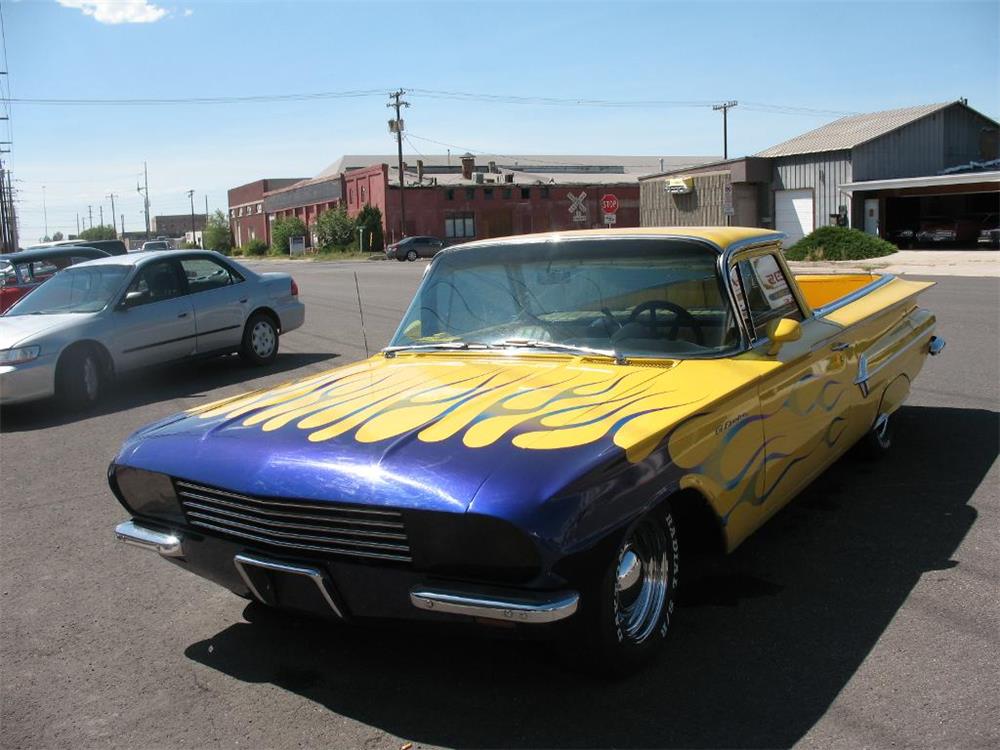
[628,300,704,345]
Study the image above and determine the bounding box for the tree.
[269,216,308,254]
[52,231,64,241]
[315,205,355,249]
[354,204,384,252]
[79,225,117,241]
[202,210,233,255]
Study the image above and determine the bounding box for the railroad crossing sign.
[568,192,588,222]
[600,194,619,214]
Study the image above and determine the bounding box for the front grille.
[174,479,411,563]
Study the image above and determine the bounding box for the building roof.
[318,153,716,180]
[755,101,959,158]
[384,165,655,188]
[839,170,1000,192]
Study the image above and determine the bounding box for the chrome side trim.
[410,587,579,623]
[114,520,183,558]
[233,552,344,619]
[812,274,896,318]
[928,336,946,356]
[854,353,871,398]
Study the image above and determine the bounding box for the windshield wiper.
[383,341,493,357]
[499,338,626,364]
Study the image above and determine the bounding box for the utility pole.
[137,161,150,239]
[99,204,104,228]
[387,89,410,240]
[88,205,93,229]
[712,101,738,160]
[42,185,49,239]
[187,189,196,246]
[204,194,209,221]
[76,213,80,236]
[120,213,125,237]
[107,192,118,237]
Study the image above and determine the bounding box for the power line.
[10,89,386,106]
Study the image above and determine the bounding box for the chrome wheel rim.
[407,250,417,261]
[251,321,276,358]
[615,516,670,645]
[82,356,99,401]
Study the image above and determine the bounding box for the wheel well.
[664,488,726,556]
[56,340,114,381]
[249,306,281,333]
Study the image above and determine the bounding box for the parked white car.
[0,251,305,408]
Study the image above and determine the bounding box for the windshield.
[389,238,739,359]
[5,264,131,315]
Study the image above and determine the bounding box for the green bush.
[202,210,233,255]
[315,205,356,249]
[785,226,898,261]
[270,216,308,255]
[355,204,384,252]
[241,239,268,256]
[79,225,117,241]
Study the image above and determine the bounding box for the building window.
[540,187,550,198]
[256,203,263,214]
[445,212,476,239]
[361,185,366,202]
[502,188,512,200]
[445,189,455,200]
[484,188,494,200]
[230,209,236,218]
[521,187,531,199]
[465,187,476,200]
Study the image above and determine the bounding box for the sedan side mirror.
[766,318,802,355]
[120,290,145,309]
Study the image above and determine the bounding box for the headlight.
[108,464,185,525]
[0,346,40,365]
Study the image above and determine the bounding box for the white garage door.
[775,189,814,245]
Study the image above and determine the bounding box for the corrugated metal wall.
[772,151,852,227]
[852,105,998,180]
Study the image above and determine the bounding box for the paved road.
[1,262,997,749]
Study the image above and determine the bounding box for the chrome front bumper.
[114,520,183,557]
[410,586,579,623]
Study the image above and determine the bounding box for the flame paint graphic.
[192,359,707,463]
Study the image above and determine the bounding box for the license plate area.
[233,552,345,619]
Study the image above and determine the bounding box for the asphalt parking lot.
[1,260,997,750]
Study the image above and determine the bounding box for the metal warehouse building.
[641,100,999,246]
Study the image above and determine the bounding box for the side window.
[180,258,240,294]
[735,253,802,339]
[127,261,184,305]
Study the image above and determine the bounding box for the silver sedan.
[0,251,305,409]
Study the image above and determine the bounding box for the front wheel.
[57,347,104,410]
[563,502,680,675]
[240,312,279,366]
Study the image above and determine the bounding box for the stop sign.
[601,194,619,214]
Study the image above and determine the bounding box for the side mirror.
[120,290,145,309]
[766,318,802,355]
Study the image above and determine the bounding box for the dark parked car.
[27,239,128,256]
[386,236,444,261]
[0,246,110,313]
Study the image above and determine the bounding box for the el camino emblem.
[715,412,749,435]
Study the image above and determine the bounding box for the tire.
[240,312,279,366]
[859,413,892,459]
[396,255,407,262]
[562,502,680,676]
[57,346,104,410]
[406,249,418,262]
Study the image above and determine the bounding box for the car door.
[178,256,248,353]
[112,259,197,371]
[733,250,853,521]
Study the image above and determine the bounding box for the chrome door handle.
[178,312,188,318]
[239,297,248,303]
[831,341,850,351]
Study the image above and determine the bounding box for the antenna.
[353,271,370,358]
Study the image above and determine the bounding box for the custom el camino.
[111,227,944,672]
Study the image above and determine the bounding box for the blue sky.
[5,0,998,242]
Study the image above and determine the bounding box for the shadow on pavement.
[185,405,995,749]
[0,352,337,432]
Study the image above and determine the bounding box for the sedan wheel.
[406,249,418,261]
[58,347,104,410]
[240,313,279,365]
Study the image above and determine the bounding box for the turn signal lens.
[290,278,299,296]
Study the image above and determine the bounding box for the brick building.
[249,153,714,250]
[228,178,306,247]
[151,213,207,237]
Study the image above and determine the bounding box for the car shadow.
[183,405,995,749]
[0,352,338,432]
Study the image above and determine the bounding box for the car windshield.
[389,238,739,359]
[5,264,131,315]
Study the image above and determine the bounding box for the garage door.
[775,189,814,245]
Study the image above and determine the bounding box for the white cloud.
[183,9,193,17]
[56,1,169,25]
